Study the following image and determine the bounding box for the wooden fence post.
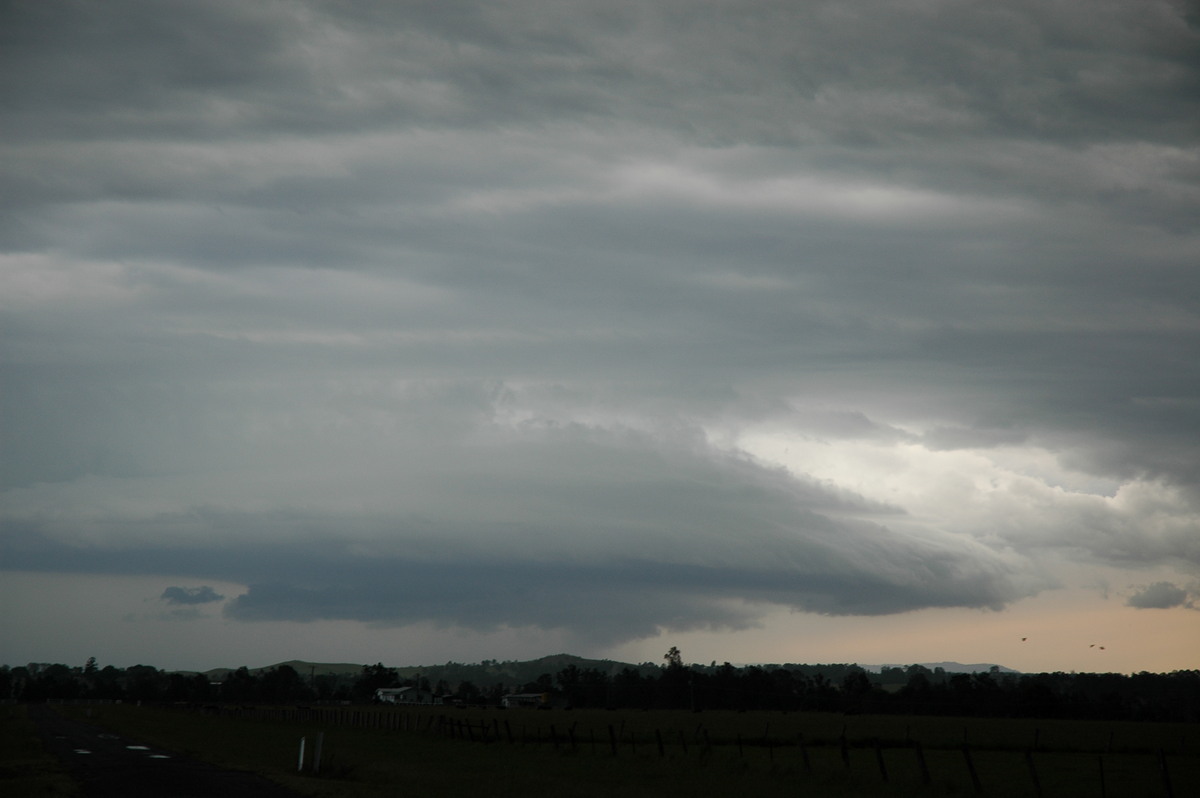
[1097,754,1107,798]
[961,744,982,793]
[608,724,618,757]
[1159,749,1175,798]
[798,732,811,773]
[914,741,930,785]
[874,738,888,782]
[1025,748,1042,798]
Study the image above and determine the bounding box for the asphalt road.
[29,704,303,797]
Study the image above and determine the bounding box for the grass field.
[36,703,1200,797]
[0,705,79,797]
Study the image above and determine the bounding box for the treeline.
[1,659,355,706]
[574,661,1200,722]
[5,657,1198,722]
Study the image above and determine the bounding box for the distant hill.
[201,653,657,687]
[861,662,1019,674]
[196,655,1016,685]
[201,660,366,681]
[878,662,1018,674]
[391,653,660,688]
[927,661,1018,674]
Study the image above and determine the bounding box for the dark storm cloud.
[0,397,1040,641]
[160,586,225,606]
[220,549,1019,644]
[2,0,1199,647]
[1125,582,1193,610]
[2,486,1031,645]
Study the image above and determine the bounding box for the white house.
[374,686,438,704]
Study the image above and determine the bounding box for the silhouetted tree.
[260,665,311,704]
[353,662,398,702]
[92,665,124,700]
[123,665,164,702]
[456,681,482,704]
[221,666,259,704]
[612,667,650,709]
[556,664,583,707]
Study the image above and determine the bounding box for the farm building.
[501,692,550,709]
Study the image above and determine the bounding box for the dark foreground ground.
[27,704,300,798]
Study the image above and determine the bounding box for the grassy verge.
[0,705,80,797]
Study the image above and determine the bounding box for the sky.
[2,0,1199,676]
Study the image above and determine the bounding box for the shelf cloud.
[2,0,1198,671]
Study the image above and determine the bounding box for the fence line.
[164,703,1192,794]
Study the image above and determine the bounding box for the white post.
[297,736,306,771]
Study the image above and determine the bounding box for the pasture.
[47,703,1198,797]
[0,704,79,797]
